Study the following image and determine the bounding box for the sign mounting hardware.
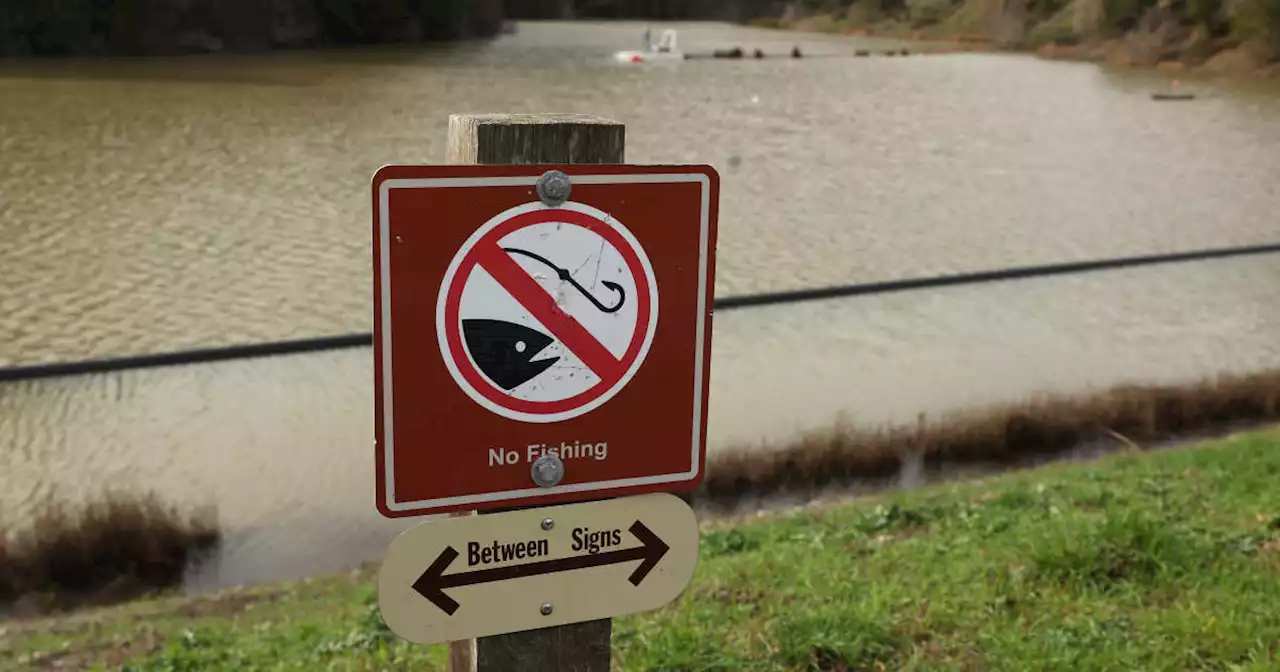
[535,169,572,207]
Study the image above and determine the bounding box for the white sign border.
[377,171,713,513]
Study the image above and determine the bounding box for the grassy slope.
[6,429,1280,671]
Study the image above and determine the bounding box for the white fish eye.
[515,341,527,353]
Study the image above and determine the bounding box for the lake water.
[1,20,1278,590]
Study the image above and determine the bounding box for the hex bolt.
[531,454,565,488]
[535,170,572,207]
[540,603,554,616]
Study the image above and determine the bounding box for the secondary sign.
[372,165,719,517]
[378,492,700,643]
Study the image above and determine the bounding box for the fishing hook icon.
[503,247,626,314]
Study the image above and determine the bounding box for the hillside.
[0,0,503,57]
[6,428,1278,669]
[771,0,1280,74]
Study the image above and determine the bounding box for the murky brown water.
[2,21,1279,590]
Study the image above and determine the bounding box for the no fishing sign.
[372,165,719,517]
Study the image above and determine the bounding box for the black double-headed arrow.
[412,520,669,615]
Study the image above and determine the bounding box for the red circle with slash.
[437,203,658,423]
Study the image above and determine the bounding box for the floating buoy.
[1152,79,1196,100]
[613,50,686,64]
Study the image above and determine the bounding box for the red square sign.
[372,164,719,517]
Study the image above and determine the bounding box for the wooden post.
[449,637,477,672]
[445,112,625,672]
[445,511,477,672]
[446,113,625,166]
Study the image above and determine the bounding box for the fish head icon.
[461,319,561,391]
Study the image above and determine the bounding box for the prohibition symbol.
[436,201,660,423]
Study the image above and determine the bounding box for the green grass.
[6,429,1280,671]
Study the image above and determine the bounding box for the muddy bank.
[753,0,1280,77]
[0,492,218,617]
[5,368,1279,616]
[693,368,1280,512]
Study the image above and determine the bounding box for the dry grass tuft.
[0,491,219,613]
[697,369,1280,507]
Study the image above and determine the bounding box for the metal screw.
[535,170,571,207]
[540,603,554,616]
[530,454,565,488]
[541,517,554,531]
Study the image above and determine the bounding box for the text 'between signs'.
[377,493,701,642]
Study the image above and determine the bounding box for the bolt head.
[541,518,554,531]
[540,603,554,616]
[536,170,572,206]
[544,177,568,199]
[530,454,565,488]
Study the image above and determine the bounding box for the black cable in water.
[1,241,1277,383]
[713,241,1280,309]
[0,333,373,383]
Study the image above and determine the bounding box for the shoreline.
[748,15,1280,79]
[5,427,1278,669]
[696,367,1280,511]
[4,366,1279,619]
